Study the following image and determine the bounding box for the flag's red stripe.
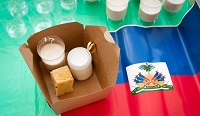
[62,73,200,116]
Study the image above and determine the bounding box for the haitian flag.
[62,3,200,116]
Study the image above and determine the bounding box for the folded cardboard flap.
[19,22,120,113]
[51,87,113,113]
[84,26,120,88]
[104,29,116,44]
[19,44,52,105]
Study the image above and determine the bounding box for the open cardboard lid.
[19,22,120,112]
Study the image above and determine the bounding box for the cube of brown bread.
[50,65,74,96]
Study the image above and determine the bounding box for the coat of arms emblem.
[126,62,174,95]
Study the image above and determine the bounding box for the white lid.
[67,47,92,70]
[107,0,129,6]
[141,0,162,8]
[167,0,185,4]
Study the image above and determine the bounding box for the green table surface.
[0,0,194,115]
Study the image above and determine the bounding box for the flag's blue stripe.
[112,3,200,84]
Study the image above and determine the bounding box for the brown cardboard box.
[19,22,120,114]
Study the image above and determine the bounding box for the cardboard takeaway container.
[19,22,120,114]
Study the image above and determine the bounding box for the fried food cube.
[50,65,74,96]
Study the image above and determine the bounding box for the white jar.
[67,47,93,81]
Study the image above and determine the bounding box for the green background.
[0,0,193,115]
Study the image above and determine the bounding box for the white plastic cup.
[139,0,163,22]
[163,0,185,12]
[28,14,52,33]
[67,47,93,81]
[54,13,75,25]
[106,0,129,21]
[27,3,52,33]
[34,0,54,14]
[0,2,27,38]
[1,18,27,38]
[37,36,66,70]
[60,0,77,11]
[53,0,77,24]
[7,0,28,17]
